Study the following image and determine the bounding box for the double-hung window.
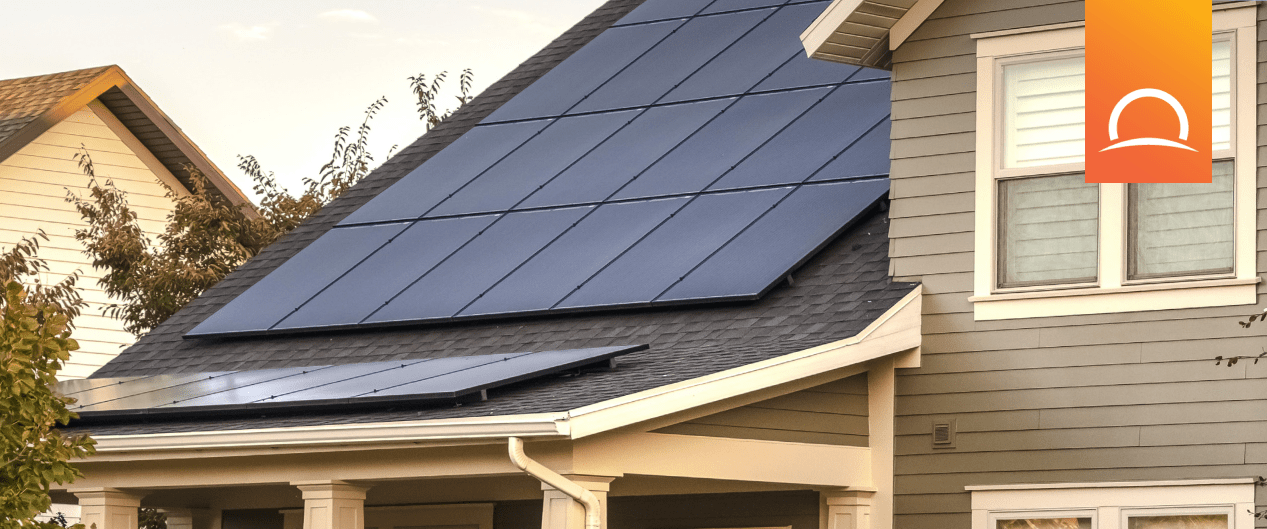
[971,5,1258,320]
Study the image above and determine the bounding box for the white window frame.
[970,480,1255,529]
[969,4,1259,321]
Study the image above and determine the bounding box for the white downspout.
[508,436,602,529]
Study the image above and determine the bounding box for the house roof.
[75,0,915,435]
[0,65,253,209]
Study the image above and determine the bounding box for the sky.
[0,0,607,200]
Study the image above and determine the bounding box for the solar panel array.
[188,0,891,338]
[63,345,644,422]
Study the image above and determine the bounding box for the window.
[970,6,1258,320]
[970,480,1254,529]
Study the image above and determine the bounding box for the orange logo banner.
[1086,0,1212,183]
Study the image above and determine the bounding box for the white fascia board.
[90,413,570,453]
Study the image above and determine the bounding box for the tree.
[0,233,96,529]
[67,70,472,337]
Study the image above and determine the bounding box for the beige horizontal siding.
[887,1,1267,528]
[654,373,868,446]
[0,105,181,379]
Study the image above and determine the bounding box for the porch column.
[72,488,144,529]
[540,475,614,529]
[821,490,874,529]
[292,481,371,529]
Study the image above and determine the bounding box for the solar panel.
[701,0,793,15]
[366,207,594,325]
[64,345,646,422]
[425,110,638,218]
[482,21,684,123]
[460,198,689,318]
[556,187,793,310]
[707,81,891,191]
[752,51,862,93]
[611,87,828,200]
[165,360,432,408]
[187,0,894,339]
[569,9,772,114]
[186,223,409,336]
[339,121,551,226]
[363,347,640,399]
[614,0,713,26]
[516,99,731,210]
[74,367,316,413]
[57,376,145,397]
[659,179,889,302]
[273,215,498,331]
[660,2,824,104]
[811,119,892,181]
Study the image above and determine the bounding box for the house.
[48,2,1266,529]
[0,66,253,379]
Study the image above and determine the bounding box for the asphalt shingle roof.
[0,66,113,147]
[77,0,915,434]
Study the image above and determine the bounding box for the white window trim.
[970,479,1255,529]
[970,6,1259,321]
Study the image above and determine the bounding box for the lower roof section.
[72,282,921,450]
[78,211,915,436]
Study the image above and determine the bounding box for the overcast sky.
[1,0,606,199]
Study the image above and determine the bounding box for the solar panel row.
[186,0,893,339]
[64,346,644,420]
[342,79,888,226]
[482,2,861,124]
[190,178,886,337]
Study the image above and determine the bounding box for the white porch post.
[868,357,897,529]
[292,481,371,529]
[821,490,875,529]
[72,488,144,529]
[540,475,613,529]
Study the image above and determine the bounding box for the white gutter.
[508,437,601,529]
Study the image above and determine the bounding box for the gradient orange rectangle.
[1086,0,1211,183]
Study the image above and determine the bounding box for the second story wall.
[0,103,183,379]
[885,1,1267,529]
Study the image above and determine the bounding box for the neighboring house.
[48,4,1265,529]
[0,66,252,378]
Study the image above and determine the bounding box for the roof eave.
[800,0,944,69]
[84,287,923,458]
[0,65,257,216]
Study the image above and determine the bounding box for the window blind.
[1002,43,1230,168]
[1213,39,1232,152]
[1003,57,1086,168]
[998,174,1099,288]
[1129,161,1234,279]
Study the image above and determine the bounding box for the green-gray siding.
[655,373,869,446]
[887,2,1267,529]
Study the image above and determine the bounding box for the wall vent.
[932,419,956,448]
